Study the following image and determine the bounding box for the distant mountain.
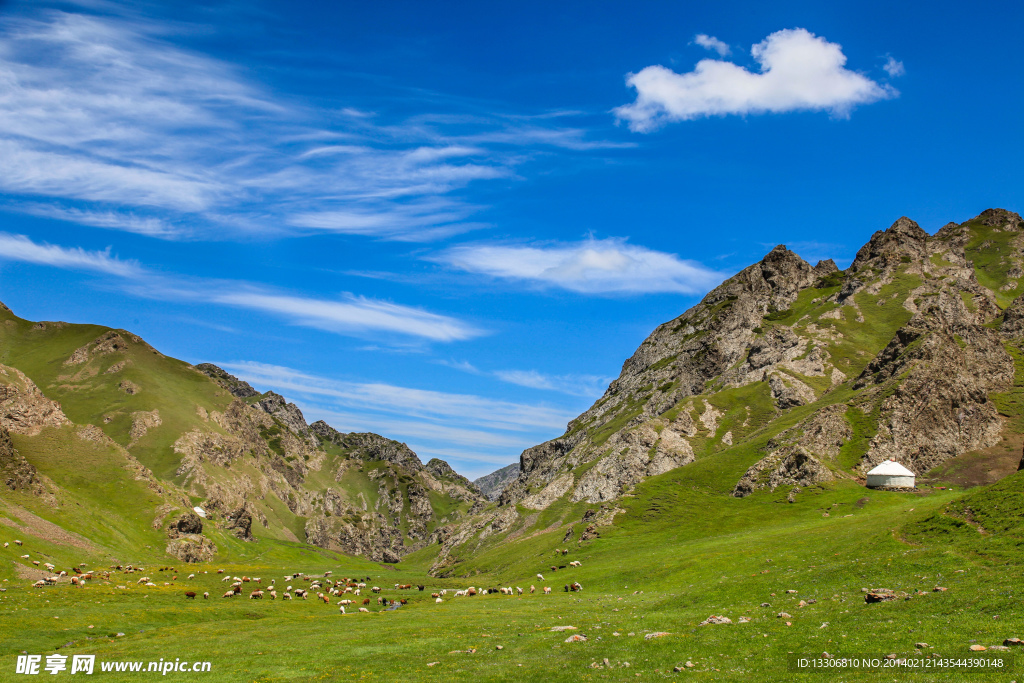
[473,463,520,501]
[0,310,483,565]
[426,208,1024,575]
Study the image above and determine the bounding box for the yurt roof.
[866,460,915,477]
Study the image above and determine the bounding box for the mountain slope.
[427,208,1024,575]
[0,305,483,566]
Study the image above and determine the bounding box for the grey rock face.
[194,364,260,399]
[473,463,520,501]
[168,511,203,537]
[256,392,316,443]
[0,426,41,494]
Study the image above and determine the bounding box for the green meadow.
[2,465,1022,682]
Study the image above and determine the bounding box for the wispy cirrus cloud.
[209,292,482,342]
[0,231,142,277]
[437,359,610,398]
[433,237,724,294]
[0,7,619,241]
[218,361,573,473]
[615,28,896,132]
[1,231,481,342]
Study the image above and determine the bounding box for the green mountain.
[433,208,1024,575]
[0,305,482,568]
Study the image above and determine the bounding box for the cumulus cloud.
[615,28,896,131]
[433,238,723,294]
[693,33,730,56]
[883,55,905,77]
[0,232,142,277]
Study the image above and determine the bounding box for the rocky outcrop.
[0,364,71,436]
[256,392,316,443]
[194,363,260,398]
[225,506,254,541]
[0,426,44,494]
[166,535,216,563]
[168,511,203,537]
[733,447,834,497]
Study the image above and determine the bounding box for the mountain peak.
[850,215,929,272]
[974,208,1023,228]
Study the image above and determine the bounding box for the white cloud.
[493,369,611,397]
[434,238,723,294]
[210,292,484,342]
[0,8,617,241]
[220,361,573,433]
[16,204,179,237]
[0,232,481,343]
[694,34,730,57]
[615,28,896,131]
[0,232,142,277]
[883,56,905,77]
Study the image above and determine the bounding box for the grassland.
[3,457,1023,682]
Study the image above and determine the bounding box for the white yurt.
[865,460,916,489]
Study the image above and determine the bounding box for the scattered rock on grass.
[565,634,587,643]
[644,632,670,640]
[1004,638,1024,646]
[699,616,732,626]
[969,645,987,652]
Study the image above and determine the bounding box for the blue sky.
[0,0,1021,478]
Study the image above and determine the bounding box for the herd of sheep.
[6,540,584,615]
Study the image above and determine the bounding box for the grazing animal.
[203,592,209,599]
[188,573,195,579]
[418,585,425,591]
[358,608,369,613]
[431,593,440,598]
[283,592,292,600]
[217,569,224,574]
[543,587,551,594]
[564,585,569,592]
[222,591,234,598]
[551,566,558,572]
[572,582,583,591]
[362,598,371,606]
[537,574,544,581]
[400,599,408,605]
[435,597,442,604]
[250,590,264,599]
[185,591,196,599]
[517,587,523,595]
[530,585,535,594]
[339,605,346,614]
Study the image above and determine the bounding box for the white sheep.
[435,597,443,603]
[537,573,544,581]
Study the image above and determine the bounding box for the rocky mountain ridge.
[0,317,484,565]
[428,208,1024,576]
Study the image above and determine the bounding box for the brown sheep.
[185,591,196,599]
